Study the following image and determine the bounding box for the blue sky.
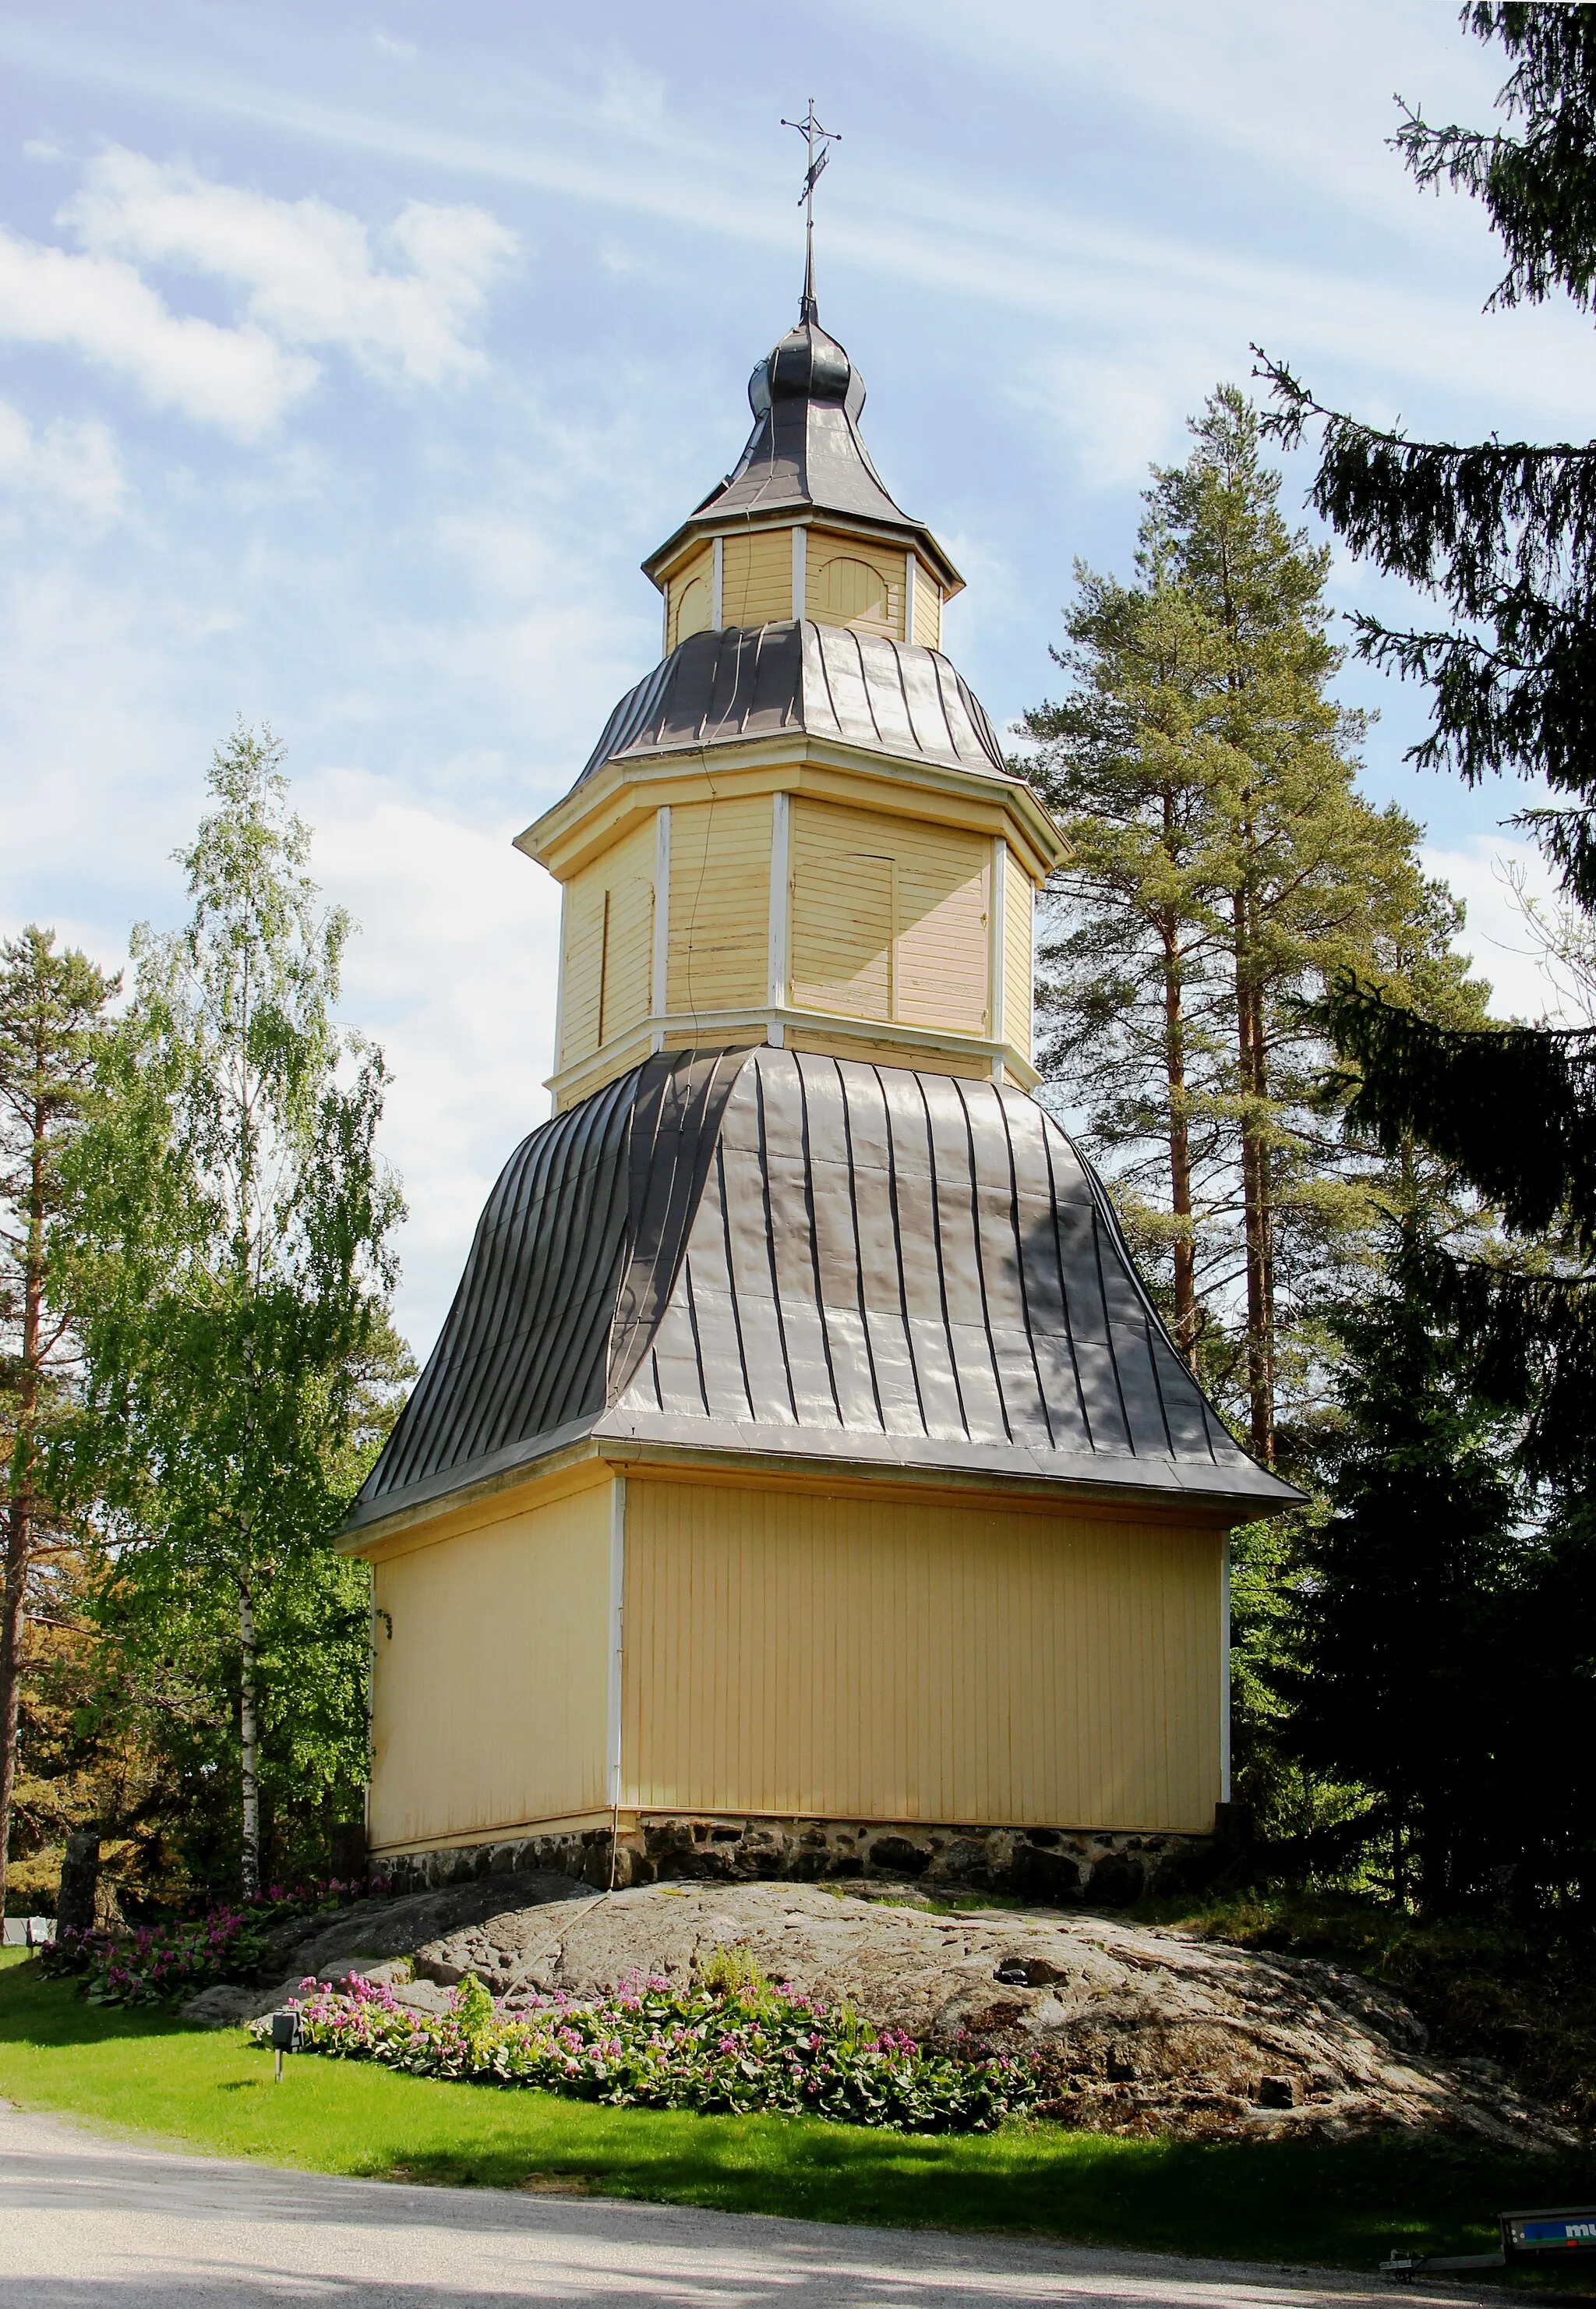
[2,0,1591,1354]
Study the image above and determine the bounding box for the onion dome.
[643,299,962,598]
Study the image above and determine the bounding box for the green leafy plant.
[256,1967,1037,2134]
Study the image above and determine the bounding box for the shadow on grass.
[0,1957,191,2049]
[4,1954,1596,2281]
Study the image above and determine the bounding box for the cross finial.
[780,100,840,324]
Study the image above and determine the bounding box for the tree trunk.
[238,1574,260,1897]
[0,1503,28,1922]
[1160,912,1198,1365]
[0,1073,48,1921]
[1235,883,1275,1464]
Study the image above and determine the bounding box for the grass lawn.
[2,1951,1594,2280]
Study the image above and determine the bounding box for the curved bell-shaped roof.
[574,620,1007,790]
[348,1046,1301,1532]
[644,306,962,595]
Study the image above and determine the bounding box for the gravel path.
[0,2099,1496,2307]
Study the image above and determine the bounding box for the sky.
[1,0,1590,1357]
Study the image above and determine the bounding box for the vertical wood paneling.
[666,797,772,1012]
[1004,855,1035,1064]
[669,547,712,649]
[912,567,942,649]
[721,529,793,628]
[789,797,987,1034]
[806,529,906,638]
[369,1479,613,1850]
[621,1479,1223,1832]
[560,815,657,1064]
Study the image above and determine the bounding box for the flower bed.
[256,1962,1038,2133]
[42,1909,270,2007]
[37,1873,388,2008]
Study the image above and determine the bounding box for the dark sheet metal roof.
[711,314,909,529]
[350,1048,1299,1531]
[644,308,962,593]
[578,621,1008,787]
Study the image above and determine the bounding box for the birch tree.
[61,727,403,1894]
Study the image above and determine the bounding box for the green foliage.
[55,727,408,1895]
[1286,1215,1529,1903]
[0,928,118,1915]
[265,1966,1043,2134]
[41,1906,270,2006]
[1022,387,1489,1462]
[1259,6,1596,1496]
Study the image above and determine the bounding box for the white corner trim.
[607,1476,627,1810]
[790,525,807,624]
[905,550,918,644]
[987,837,1007,1045]
[651,805,672,1018]
[1220,1536,1232,1805]
[711,536,724,631]
[768,790,790,1009]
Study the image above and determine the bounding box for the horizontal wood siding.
[666,797,772,1013]
[369,1479,612,1851]
[622,1480,1223,1833]
[721,529,792,629]
[1004,847,1034,1064]
[807,529,905,639]
[788,797,987,1034]
[668,546,712,650]
[560,815,657,1067]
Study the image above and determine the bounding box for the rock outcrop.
[182,1875,1566,2148]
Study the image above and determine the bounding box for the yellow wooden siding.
[1004,850,1034,1064]
[912,565,942,649]
[721,529,792,628]
[668,547,711,650]
[559,815,657,1067]
[788,797,987,1034]
[807,530,905,638]
[784,1027,997,1081]
[621,1480,1222,1833]
[369,1478,613,1851]
[666,796,772,1013]
[791,850,893,1018]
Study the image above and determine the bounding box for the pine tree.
[0,930,117,1922]
[1259,7,1596,1467]
[1026,389,1490,1460]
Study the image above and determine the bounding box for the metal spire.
[780,100,840,323]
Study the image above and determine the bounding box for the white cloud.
[1422,836,1574,1024]
[65,148,518,386]
[0,398,126,518]
[0,227,313,436]
[306,774,561,1354]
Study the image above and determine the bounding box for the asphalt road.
[0,2100,1493,2308]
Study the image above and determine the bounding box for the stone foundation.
[380,1814,1223,1906]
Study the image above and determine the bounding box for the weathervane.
[780,99,840,322]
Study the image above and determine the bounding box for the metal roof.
[349,1047,1300,1531]
[577,621,1008,788]
[644,309,962,592]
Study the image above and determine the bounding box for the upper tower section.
[518,287,1065,1119]
[643,306,962,656]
